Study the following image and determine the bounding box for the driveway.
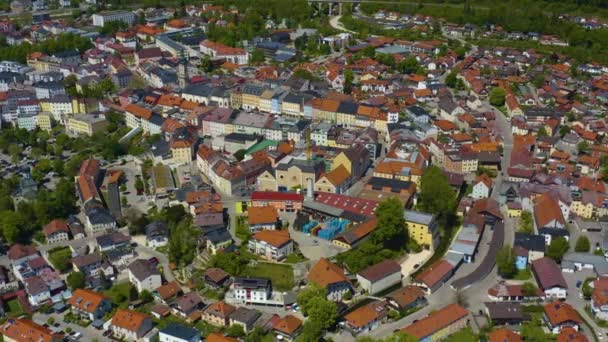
[33,311,107,341]
[400,249,432,279]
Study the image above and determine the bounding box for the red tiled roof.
[251,191,304,202]
[402,304,468,339]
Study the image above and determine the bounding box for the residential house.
[485,302,527,325]
[145,222,169,248]
[532,257,567,299]
[514,233,546,268]
[228,307,261,333]
[307,258,353,301]
[413,259,454,294]
[248,230,294,261]
[472,174,493,199]
[42,219,70,244]
[110,309,154,341]
[71,253,103,276]
[331,144,371,181]
[247,206,279,232]
[172,292,204,319]
[488,329,522,342]
[69,289,112,321]
[343,301,388,336]
[272,315,303,342]
[402,304,469,341]
[202,301,236,327]
[314,165,351,194]
[591,277,608,320]
[0,318,63,342]
[356,260,402,295]
[534,193,566,230]
[404,210,439,249]
[158,323,201,342]
[128,259,162,293]
[385,286,427,312]
[154,281,183,304]
[203,268,231,289]
[250,191,304,213]
[230,277,272,305]
[544,301,581,334]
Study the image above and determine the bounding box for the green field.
[241,263,295,291]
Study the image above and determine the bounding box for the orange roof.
[414,259,453,288]
[489,329,522,342]
[252,230,291,248]
[170,139,193,149]
[157,94,183,107]
[125,103,152,120]
[166,19,187,28]
[43,219,69,237]
[106,170,123,184]
[534,193,565,228]
[155,281,182,300]
[0,318,60,342]
[277,141,294,155]
[434,120,458,131]
[161,118,184,133]
[111,309,151,332]
[248,206,278,225]
[557,327,589,342]
[307,258,350,288]
[69,289,108,313]
[543,301,581,327]
[344,301,386,328]
[206,333,238,342]
[408,74,426,82]
[314,98,341,112]
[402,304,468,339]
[475,173,493,188]
[205,301,236,318]
[273,315,302,335]
[180,100,199,111]
[414,88,432,98]
[322,165,351,186]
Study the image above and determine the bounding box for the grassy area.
[444,327,478,342]
[5,299,24,317]
[235,216,251,241]
[241,262,294,291]
[103,282,134,307]
[47,246,73,273]
[285,253,307,264]
[513,268,532,280]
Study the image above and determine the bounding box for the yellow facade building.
[404,210,438,249]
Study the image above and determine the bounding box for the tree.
[397,56,419,74]
[139,290,153,303]
[226,324,246,338]
[559,125,570,137]
[48,247,73,273]
[521,282,538,296]
[296,284,326,316]
[489,87,506,107]
[519,211,534,234]
[417,166,456,220]
[344,69,354,94]
[306,296,338,329]
[234,149,247,162]
[546,236,570,262]
[537,126,548,137]
[167,221,199,267]
[135,177,145,193]
[577,141,590,155]
[496,245,516,278]
[575,236,591,252]
[372,197,408,250]
[445,70,458,88]
[199,55,213,73]
[67,271,85,289]
[249,48,265,65]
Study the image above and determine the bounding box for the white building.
[356,260,402,295]
[128,259,162,293]
[92,11,136,27]
[231,277,272,304]
[200,40,249,65]
[471,175,492,199]
[158,323,201,342]
[247,230,293,261]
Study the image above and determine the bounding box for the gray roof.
[128,259,160,281]
[229,307,261,326]
[562,252,608,276]
[404,210,435,226]
[159,323,200,340]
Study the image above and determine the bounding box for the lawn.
[47,246,73,273]
[235,216,251,240]
[103,282,134,307]
[241,262,294,291]
[444,327,478,342]
[513,268,532,280]
[285,253,307,264]
[5,299,24,317]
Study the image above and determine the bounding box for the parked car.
[576,280,582,288]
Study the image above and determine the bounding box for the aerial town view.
[1,0,608,340]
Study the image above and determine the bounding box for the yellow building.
[570,199,594,219]
[36,112,53,131]
[170,139,194,165]
[66,114,108,136]
[259,89,274,113]
[229,90,243,109]
[257,169,277,191]
[275,159,324,191]
[312,98,340,123]
[40,100,52,112]
[507,202,523,218]
[404,210,438,249]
